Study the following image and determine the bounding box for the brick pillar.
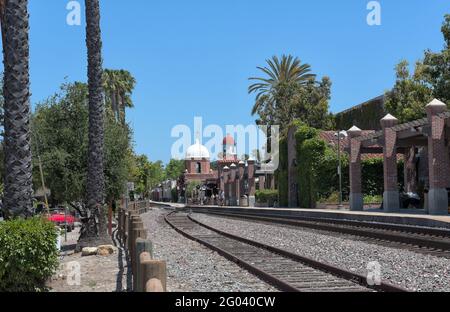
[219,166,225,192]
[426,99,449,215]
[238,161,245,206]
[348,126,363,211]
[404,147,418,193]
[259,175,266,190]
[381,114,400,212]
[247,160,256,207]
[223,166,230,206]
[229,164,237,206]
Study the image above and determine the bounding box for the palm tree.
[0,0,34,219]
[0,0,6,46]
[78,0,110,247]
[103,69,136,125]
[249,55,316,116]
[103,69,120,121]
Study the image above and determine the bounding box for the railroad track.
[188,209,450,259]
[165,212,406,292]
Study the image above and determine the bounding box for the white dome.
[186,139,210,159]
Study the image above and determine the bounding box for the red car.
[47,212,76,232]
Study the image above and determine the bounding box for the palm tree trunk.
[0,0,6,48]
[1,0,33,219]
[119,93,126,125]
[114,91,120,122]
[78,0,110,247]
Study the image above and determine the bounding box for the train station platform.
[150,201,450,230]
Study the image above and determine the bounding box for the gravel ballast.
[193,213,450,292]
[141,209,276,292]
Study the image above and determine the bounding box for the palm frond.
[248,54,318,117]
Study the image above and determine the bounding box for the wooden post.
[108,201,113,236]
[135,239,153,292]
[131,222,145,278]
[127,213,138,252]
[142,260,167,292]
[146,279,164,292]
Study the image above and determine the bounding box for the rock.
[97,245,116,256]
[81,247,98,257]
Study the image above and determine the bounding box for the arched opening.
[196,162,202,174]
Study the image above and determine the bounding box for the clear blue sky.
[4,0,449,163]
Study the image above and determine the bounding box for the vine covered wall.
[277,121,404,208]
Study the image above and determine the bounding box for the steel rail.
[190,209,450,255]
[165,212,407,292]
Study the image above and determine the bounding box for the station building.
[181,134,275,206]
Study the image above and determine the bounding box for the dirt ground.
[47,227,131,292]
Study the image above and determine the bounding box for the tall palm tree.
[249,55,316,116]
[103,69,136,125]
[117,69,135,124]
[0,0,33,219]
[78,0,110,247]
[103,69,120,121]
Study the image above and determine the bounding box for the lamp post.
[335,130,348,209]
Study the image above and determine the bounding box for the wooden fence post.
[135,239,153,292]
[127,213,138,253]
[131,221,145,278]
[142,260,167,292]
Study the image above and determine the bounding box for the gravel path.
[141,209,276,292]
[193,213,450,292]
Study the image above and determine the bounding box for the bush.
[364,195,383,204]
[0,217,59,292]
[256,190,278,206]
[318,191,340,204]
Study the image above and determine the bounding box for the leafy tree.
[288,77,334,130]
[31,82,131,210]
[384,60,433,122]
[149,160,165,189]
[104,112,133,204]
[385,15,450,122]
[127,155,170,199]
[421,14,450,104]
[130,154,152,198]
[165,159,185,180]
[0,0,33,218]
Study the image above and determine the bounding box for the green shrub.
[364,195,383,204]
[256,190,279,206]
[318,191,341,203]
[0,217,59,292]
[316,146,349,202]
